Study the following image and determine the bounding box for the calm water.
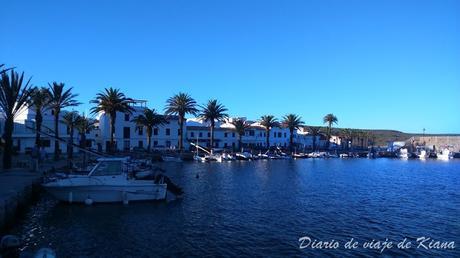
[12,159,460,257]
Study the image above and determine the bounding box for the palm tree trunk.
[289,128,294,153]
[238,134,242,151]
[110,115,116,153]
[35,111,42,147]
[2,116,14,169]
[178,116,184,151]
[210,121,215,153]
[326,124,331,150]
[266,129,270,149]
[54,112,60,160]
[68,127,74,160]
[80,133,87,168]
[147,128,152,152]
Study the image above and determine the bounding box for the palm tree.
[282,114,304,152]
[0,64,13,74]
[90,87,133,153]
[47,82,80,160]
[323,113,338,149]
[307,126,321,151]
[75,114,97,166]
[164,93,198,151]
[60,111,80,160]
[131,108,167,152]
[28,87,50,147]
[231,118,250,151]
[199,99,228,151]
[0,70,32,169]
[341,128,353,150]
[259,115,278,149]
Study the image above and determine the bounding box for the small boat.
[194,154,207,162]
[418,149,428,160]
[399,148,409,159]
[235,152,252,160]
[339,153,350,158]
[292,153,307,159]
[437,148,453,160]
[43,158,168,203]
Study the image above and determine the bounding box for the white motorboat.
[43,158,167,203]
[235,152,252,160]
[418,149,428,160]
[194,154,207,162]
[399,148,409,159]
[437,148,453,160]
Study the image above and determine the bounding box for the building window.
[224,132,228,138]
[274,132,276,138]
[166,140,171,147]
[191,132,195,138]
[124,113,130,121]
[249,130,255,136]
[154,141,158,146]
[199,132,202,137]
[207,132,210,137]
[224,143,228,147]
[154,128,158,135]
[123,127,130,139]
[138,126,143,136]
[166,128,170,136]
[232,132,235,137]
[284,132,287,138]
[138,141,143,148]
[278,132,282,137]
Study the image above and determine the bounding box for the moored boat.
[43,158,168,203]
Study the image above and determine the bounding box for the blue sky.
[1,0,459,133]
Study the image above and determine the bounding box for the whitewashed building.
[95,100,182,151]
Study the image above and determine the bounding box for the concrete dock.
[0,169,42,233]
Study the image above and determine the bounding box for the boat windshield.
[90,161,123,176]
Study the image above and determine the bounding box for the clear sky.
[1,0,459,133]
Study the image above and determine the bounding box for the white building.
[95,100,182,151]
[5,106,97,154]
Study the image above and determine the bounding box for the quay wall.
[411,136,460,152]
[0,170,42,235]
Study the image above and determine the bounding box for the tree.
[164,92,198,151]
[307,126,321,151]
[75,114,97,166]
[0,70,32,169]
[28,87,50,147]
[231,118,250,151]
[91,87,133,152]
[47,82,80,160]
[259,115,278,148]
[341,128,353,150]
[131,108,167,152]
[199,99,228,152]
[323,113,338,149]
[282,114,304,152]
[60,111,80,160]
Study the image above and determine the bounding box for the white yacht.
[437,148,453,160]
[43,158,168,203]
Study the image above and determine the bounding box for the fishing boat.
[43,158,169,203]
[235,152,252,160]
[161,154,182,162]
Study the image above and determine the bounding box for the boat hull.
[44,183,167,203]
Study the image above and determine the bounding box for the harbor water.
[11,159,460,257]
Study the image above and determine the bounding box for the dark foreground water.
[12,159,460,257]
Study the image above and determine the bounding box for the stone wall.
[411,136,460,152]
